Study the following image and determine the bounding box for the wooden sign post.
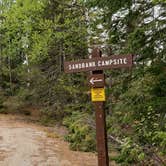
[91,48,108,166]
[64,48,133,166]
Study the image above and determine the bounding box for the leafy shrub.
[63,111,96,152]
[152,131,166,154]
[0,89,6,113]
[115,137,145,164]
[0,98,4,109]
[2,96,24,114]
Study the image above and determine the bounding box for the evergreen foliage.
[0,0,166,165]
[87,0,166,164]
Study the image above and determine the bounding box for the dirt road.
[0,114,97,166]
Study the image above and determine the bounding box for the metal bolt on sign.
[64,48,133,166]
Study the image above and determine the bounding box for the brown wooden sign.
[88,74,105,88]
[64,48,133,166]
[64,54,133,73]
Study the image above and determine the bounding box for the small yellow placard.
[91,88,106,102]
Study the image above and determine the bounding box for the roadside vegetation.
[0,0,166,165]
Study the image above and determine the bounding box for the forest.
[0,0,166,165]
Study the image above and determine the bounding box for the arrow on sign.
[88,74,105,87]
[90,77,103,85]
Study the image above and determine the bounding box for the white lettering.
[105,60,110,65]
[69,65,72,70]
[75,64,79,69]
[119,59,123,64]
[116,59,120,65]
[98,61,101,66]
[92,62,96,67]
[113,59,117,65]
[67,57,129,72]
[123,58,127,64]
[82,63,85,68]
[72,64,75,69]
[89,62,93,67]
[109,59,113,64]
[85,63,89,68]
[102,61,105,66]
[78,63,82,69]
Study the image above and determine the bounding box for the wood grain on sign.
[64,55,133,73]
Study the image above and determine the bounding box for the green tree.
[88,0,166,164]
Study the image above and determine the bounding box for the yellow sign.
[91,88,106,102]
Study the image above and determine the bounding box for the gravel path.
[0,114,97,166]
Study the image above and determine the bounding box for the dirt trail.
[0,114,97,166]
